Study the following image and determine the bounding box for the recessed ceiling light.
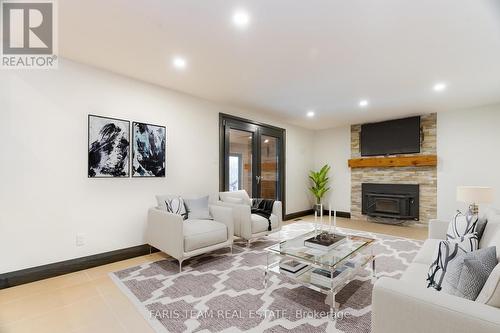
[172,56,187,70]
[232,10,250,28]
[306,110,315,118]
[359,100,369,108]
[264,139,269,143]
[433,82,447,92]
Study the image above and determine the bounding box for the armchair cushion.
[251,214,279,233]
[183,219,228,252]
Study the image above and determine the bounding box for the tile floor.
[0,216,427,333]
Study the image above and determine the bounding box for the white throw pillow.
[156,195,188,220]
[447,211,478,241]
[427,233,479,291]
[156,194,176,209]
[476,263,500,308]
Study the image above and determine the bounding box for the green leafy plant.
[309,164,331,205]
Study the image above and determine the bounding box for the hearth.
[362,183,419,221]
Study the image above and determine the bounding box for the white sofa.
[147,204,234,272]
[217,190,282,244]
[372,209,500,333]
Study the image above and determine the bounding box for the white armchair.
[147,204,234,272]
[217,190,282,244]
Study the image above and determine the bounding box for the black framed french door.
[219,114,285,209]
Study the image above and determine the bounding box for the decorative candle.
[315,209,319,233]
[329,202,332,232]
[333,209,337,234]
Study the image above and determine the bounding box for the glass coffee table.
[264,230,376,313]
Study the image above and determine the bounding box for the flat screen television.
[360,116,421,156]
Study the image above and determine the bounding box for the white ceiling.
[59,0,500,129]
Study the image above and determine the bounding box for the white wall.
[312,106,500,220]
[437,105,500,219]
[5,58,497,274]
[0,60,314,273]
[313,126,351,212]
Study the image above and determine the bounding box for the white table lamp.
[456,186,494,215]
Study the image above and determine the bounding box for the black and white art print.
[132,122,166,177]
[88,115,130,178]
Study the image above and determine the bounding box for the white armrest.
[209,205,234,243]
[429,219,449,240]
[215,199,282,239]
[372,278,500,333]
[147,208,183,260]
[215,201,251,239]
[272,201,283,228]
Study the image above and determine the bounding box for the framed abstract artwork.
[88,115,130,178]
[132,122,166,177]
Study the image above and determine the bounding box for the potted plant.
[309,164,331,216]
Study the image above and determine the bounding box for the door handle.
[256,176,261,184]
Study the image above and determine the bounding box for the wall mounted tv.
[360,116,421,156]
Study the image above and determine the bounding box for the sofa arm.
[372,278,500,333]
[147,208,184,260]
[209,205,234,243]
[215,201,251,239]
[428,219,449,239]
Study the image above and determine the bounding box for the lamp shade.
[456,186,494,204]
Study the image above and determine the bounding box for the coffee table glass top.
[267,230,375,270]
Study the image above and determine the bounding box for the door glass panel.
[229,129,253,197]
[229,154,242,192]
[260,135,278,199]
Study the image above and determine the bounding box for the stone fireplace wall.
[350,113,437,224]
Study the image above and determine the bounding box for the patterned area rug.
[111,222,422,333]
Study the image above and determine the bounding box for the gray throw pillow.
[441,247,498,301]
[184,196,212,220]
[476,217,488,242]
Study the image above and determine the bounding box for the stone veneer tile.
[350,113,437,224]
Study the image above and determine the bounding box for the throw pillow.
[441,247,498,301]
[476,263,500,308]
[184,196,212,220]
[164,196,188,220]
[446,210,478,241]
[427,233,479,291]
[476,217,488,242]
[156,194,182,209]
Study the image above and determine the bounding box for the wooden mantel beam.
[348,155,437,168]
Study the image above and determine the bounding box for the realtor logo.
[1,0,58,68]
